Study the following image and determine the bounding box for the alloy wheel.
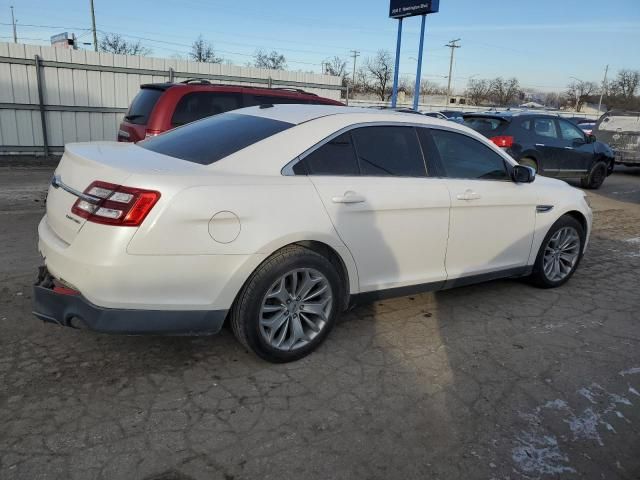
[542,227,581,282]
[259,268,333,351]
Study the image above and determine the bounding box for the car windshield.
[140,112,294,165]
[125,88,163,125]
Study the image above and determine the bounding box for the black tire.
[580,161,607,189]
[528,215,585,289]
[230,245,342,363]
[519,157,538,173]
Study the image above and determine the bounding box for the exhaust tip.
[67,316,88,330]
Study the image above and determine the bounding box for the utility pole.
[597,64,609,115]
[349,50,360,102]
[10,6,17,43]
[90,0,98,52]
[445,39,461,106]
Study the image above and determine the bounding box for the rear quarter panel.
[126,174,359,293]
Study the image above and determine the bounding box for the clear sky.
[1,0,639,93]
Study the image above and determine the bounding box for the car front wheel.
[529,215,585,288]
[581,161,607,189]
[230,245,342,362]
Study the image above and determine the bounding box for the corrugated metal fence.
[0,42,343,156]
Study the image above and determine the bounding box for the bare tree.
[189,35,222,63]
[398,76,414,96]
[353,67,371,95]
[99,33,151,56]
[324,56,347,78]
[490,77,522,106]
[566,80,598,112]
[366,50,393,101]
[465,78,491,106]
[254,50,287,70]
[543,92,562,109]
[613,69,640,99]
[420,79,446,96]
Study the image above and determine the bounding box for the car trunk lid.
[45,142,200,245]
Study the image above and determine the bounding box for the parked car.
[368,106,423,115]
[423,112,449,120]
[35,105,592,362]
[438,110,465,123]
[463,112,614,189]
[117,79,343,142]
[593,110,640,167]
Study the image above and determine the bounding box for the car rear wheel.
[580,161,607,189]
[230,245,341,363]
[528,215,585,288]
[519,157,538,173]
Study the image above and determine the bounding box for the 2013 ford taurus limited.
[34,105,593,362]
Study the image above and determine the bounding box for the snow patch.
[619,367,640,376]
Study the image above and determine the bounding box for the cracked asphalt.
[1,163,639,480]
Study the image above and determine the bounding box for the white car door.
[294,126,451,294]
[421,127,538,281]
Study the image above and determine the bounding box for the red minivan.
[118,79,344,142]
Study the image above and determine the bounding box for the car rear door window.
[558,119,586,141]
[125,88,163,125]
[350,126,426,177]
[533,118,559,139]
[171,92,243,127]
[141,112,293,165]
[296,132,359,176]
[426,128,509,180]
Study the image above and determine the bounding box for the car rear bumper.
[32,267,227,335]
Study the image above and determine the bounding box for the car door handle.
[456,190,481,201]
[332,191,366,204]
[535,143,545,147]
[564,146,574,150]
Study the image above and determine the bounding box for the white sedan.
[34,105,592,362]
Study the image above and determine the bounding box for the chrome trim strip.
[51,174,101,204]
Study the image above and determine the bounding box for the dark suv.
[118,79,343,143]
[463,112,614,189]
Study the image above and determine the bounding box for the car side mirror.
[512,165,535,183]
[587,134,596,143]
[573,137,587,146]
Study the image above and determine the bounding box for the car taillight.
[490,136,514,148]
[71,181,160,227]
[145,128,163,138]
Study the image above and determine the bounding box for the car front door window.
[558,119,586,142]
[425,128,509,180]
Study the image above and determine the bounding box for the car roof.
[139,80,321,97]
[232,104,444,126]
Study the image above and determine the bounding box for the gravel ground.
[0,164,639,480]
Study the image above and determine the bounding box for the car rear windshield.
[463,116,508,134]
[125,88,163,125]
[139,112,294,165]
